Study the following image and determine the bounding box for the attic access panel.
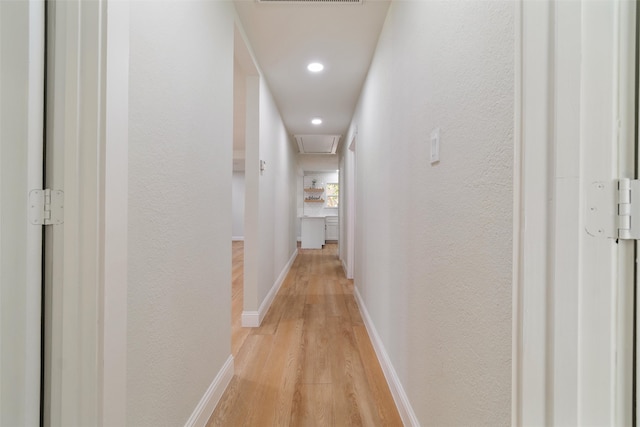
[295,135,341,154]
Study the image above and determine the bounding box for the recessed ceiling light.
[307,62,324,73]
[312,118,322,125]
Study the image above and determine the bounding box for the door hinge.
[586,179,640,240]
[29,189,64,225]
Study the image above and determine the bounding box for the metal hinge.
[29,189,64,225]
[586,179,640,240]
[617,178,640,239]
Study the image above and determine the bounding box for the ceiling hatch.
[295,135,341,154]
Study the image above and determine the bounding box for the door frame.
[346,135,356,279]
[44,1,128,425]
[513,0,636,424]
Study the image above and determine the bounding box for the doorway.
[345,135,356,279]
[231,49,247,353]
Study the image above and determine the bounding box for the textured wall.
[128,2,234,425]
[244,74,298,313]
[343,2,514,424]
[256,80,298,307]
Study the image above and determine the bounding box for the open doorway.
[338,134,356,279]
[231,51,247,353]
[231,25,259,354]
[346,135,356,279]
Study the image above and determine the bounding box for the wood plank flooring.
[208,242,402,427]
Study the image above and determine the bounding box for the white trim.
[515,1,635,425]
[46,1,112,424]
[511,1,523,425]
[241,310,260,328]
[614,3,636,423]
[241,249,298,327]
[518,3,554,423]
[45,1,130,424]
[354,287,420,427]
[231,236,244,242]
[102,1,129,425]
[183,356,234,427]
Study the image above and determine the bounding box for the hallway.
[208,242,402,426]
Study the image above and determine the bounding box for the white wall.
[232,172,245,239]
[128,2,234,425]
[243,69,298,317]
[342,2,514,425]
[301,171,339,217]
[297,153,338,171]
[257,78,298,307]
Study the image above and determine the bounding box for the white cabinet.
[325,216,338,241]
[301,217,325,249]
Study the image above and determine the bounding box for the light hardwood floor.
[209,242,402,426]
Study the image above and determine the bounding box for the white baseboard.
[241,248,298,327]
[354,287,420,427]
[231,236,244,241]
[183,355,234,427]
[241,310,260,327]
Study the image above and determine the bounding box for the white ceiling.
[234,0,391,152]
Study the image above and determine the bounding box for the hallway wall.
[242,69,298,319]
[128,2,234,425]
[255,79,298,308]
[342,1,514,424]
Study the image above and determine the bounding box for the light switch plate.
[430,128,440,164]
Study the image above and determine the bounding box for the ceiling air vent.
[258,0,362,3]
[295,135,341,154]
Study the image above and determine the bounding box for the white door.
[0,0,45,425]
